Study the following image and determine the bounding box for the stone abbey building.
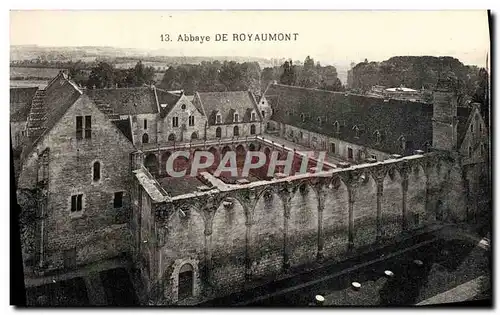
[12,72,490,305]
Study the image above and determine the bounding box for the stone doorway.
[177,263,194,300]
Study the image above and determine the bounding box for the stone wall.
[17,95,136,273]
[143,151,470,305]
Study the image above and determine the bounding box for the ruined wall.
[143,152,474,305]
[210,198,247,294]
[287,183,318,268]
[250,190,285,279]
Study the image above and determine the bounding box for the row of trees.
[262,56,344,92]
[159,61,261,95]
[69,61,156,89]
[59,56,344,93]
[348,56,489,118]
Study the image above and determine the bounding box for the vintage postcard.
[10,10,491,306]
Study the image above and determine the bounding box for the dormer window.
[333,121,340,133]
[398,135,406,151]
[216,113,222,124]
[233,113,239,123]
[352,125,360,138]
[251,112,256,121]
[374,130,381,144]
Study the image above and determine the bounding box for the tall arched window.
[93,161,101,181]
[142,133,149,144]
[250,124,256,135]
[215,127,222,138]
[233,125,240,137]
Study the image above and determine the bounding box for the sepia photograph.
[9,9,492,307]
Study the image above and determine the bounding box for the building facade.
[13,72,490,305]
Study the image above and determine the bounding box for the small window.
[181,104,186,110]
[189,115,195,126]
[479,123,482,133]
[468,146,472,158]
[250,124,256,135]
[191,132,198,140]
[172,116,179,128]
[76,116,83,140]
[261,110,265,118]
[215,127,222,138]
[216,114,222,124]
[142,133,149,144]
[471,124,474,133]
[144,119,148,130]
[348,147,353,159]
[251,112,256,121]
[331,143,336,154]
[93,161,101,181]
[84,116,92,139]
[233,125,240,137]
[71,194,83,212]
[234,113,239,123]
[114,192,123,208]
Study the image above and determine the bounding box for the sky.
[10,10,490,67]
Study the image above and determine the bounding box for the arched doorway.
[144,153,158,175]
[168,133,176,142]
[142,133,149,144]
[233,125,239,137]
[215,127,222,138]
[191,132,198,141]
[178,263,194,300]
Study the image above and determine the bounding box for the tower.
[432,72,458,151]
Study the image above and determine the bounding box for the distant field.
[10,80,48,89]
[10,67,63,79]
[115,62,169,70]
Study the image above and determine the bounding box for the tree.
[279,60,295,86]
[86,62,115,89]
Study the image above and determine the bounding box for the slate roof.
[155,88,181,118]
[10,87,38,122]
[194,91,262,125]
[85,86,159,115]
[21,73,136,161]
[264,84,434,155]
[112,117,133,143]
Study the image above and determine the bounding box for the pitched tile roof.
[194,91,262,125]
[112,117,133,143]
[155,88,181,118]
[10,87,38,122]
[264,83,434,155]
[21,73,136,161]
[85,86,159,116]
